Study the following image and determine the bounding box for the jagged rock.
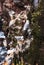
[13,0,21,3]
[0,32,5,38]
[33,0,39,8]
[22,20,29,31]
[8,10,15,18]
[15,36,24,41]
[9,19,16,27]
[24,5,31,11]
[3,39,7,47]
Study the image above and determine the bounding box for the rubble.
[0,0,35,64]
